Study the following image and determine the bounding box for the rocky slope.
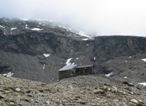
[0,18,146,84]
[0,75,145,106]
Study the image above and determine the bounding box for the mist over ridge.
[0,0,146,36]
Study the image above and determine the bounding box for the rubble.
[0,75,145,106]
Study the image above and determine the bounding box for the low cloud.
[0,0,146,36]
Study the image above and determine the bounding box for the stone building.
[59,64,94,80]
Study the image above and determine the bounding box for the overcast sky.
[0,0,146,36]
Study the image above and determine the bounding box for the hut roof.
[77,65,93,68]
[59,64,77,72]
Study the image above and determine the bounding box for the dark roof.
[59,64,77,71]
[77,65,93,68]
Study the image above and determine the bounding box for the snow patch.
[78,31,95,40]
[61,26,67,29]
[3,72,14,77]
[58,25,66,29]
[66,58,72,65]
[76,58,79,60]
[142,58,146,62]
[125,60,128,62]
[124,76,127,79]
[129,56,131,59]
[82,38,89,41]
[43,54,50,58]
[31,28,43,31]
[138,82,146,86]
[105,72,113,77]
[43,64,46,70]
[94,57,96,60]
[67,28,72,31]
[0,25,5,28]
[25,24,29,29]
[58,25,72,31]
[78,31,90,38]
[11,27,17,31]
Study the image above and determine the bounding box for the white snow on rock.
[82,38,89,41]
[43,54,50,58]
[31,28,43,31]
[78,31,90,38]
[60,25,67,29]
[125,60,128,62]
[78,31,95,40]
[94,57,96,60]
[105,72,113,77]
[3,72,14,77]
[25,24,29,29]
[0,25,5,28]
[11,27,17,31]
[66,58,72,65]
[138,82,146,86]
[141,58,146,62]
[67,28,72,31]
[129,56,132,59]
[124,76,128,79]
[58,25,72,31]
[62,26,67,29]
[43,64,46,70]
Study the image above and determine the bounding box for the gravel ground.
[0,75,145,106]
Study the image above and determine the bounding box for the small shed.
[76,65,94,75]
[59,64,76,79]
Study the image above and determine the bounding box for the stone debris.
[93,89,105,94]
[0,75,145,106]
[130,99,145,106]
[111,86,118,93]
[46,100,50,105]
[122,81,134,86]
[15,88,21,92]
[130,99,139,104]
[0,94,5,99]
[9,102,15,105]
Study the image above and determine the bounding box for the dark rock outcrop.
[94,36,146,61]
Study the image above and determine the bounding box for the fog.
[0,0,146,36]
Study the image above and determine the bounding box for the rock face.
[0,18,146,83]
[94,36,146,61]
